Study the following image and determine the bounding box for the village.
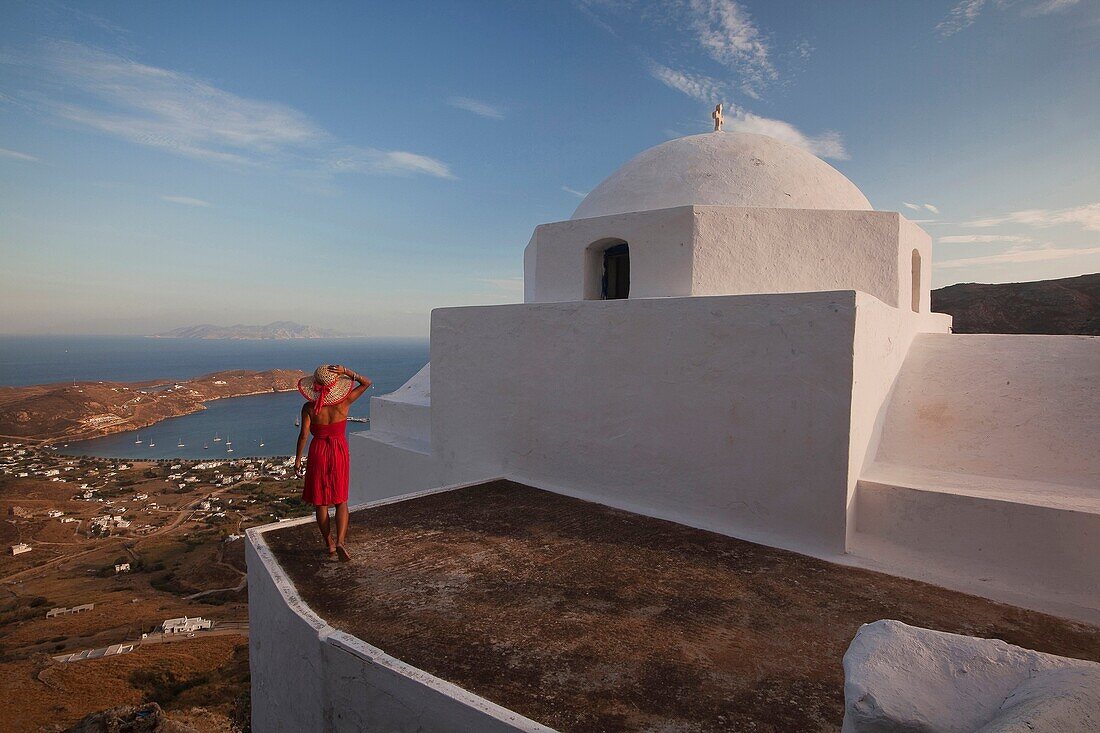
[0,441,313,731]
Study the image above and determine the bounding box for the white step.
[851,462,1100,616]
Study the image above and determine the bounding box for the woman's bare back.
[305,400,350,426]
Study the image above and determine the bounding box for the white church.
[351,130,1096,617]
[249,129,1099,732]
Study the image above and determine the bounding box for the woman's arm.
[294,403,311,476]
[332,365,372,404]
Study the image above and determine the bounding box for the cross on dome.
[712,103,724,132]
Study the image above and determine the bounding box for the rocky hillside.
[0,369,306,442]
[932,273,1100,335]
[152,321,355,339]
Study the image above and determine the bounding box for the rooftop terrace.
[264,481,1100,732]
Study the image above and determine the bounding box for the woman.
[295,364,372,561]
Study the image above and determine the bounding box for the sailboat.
[258,438,265,447]
[213,433,222,443]
[134,434,142,444]
[226,435,232,446]
[203,443,209,450]
[148,441,156,447]
[177,437,185,448]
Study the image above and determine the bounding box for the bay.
[0,335,429,459]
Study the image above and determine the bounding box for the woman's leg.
[315,504,335,553]
[334,502,351,561]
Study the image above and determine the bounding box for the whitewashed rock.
[977,665,1100,732]
[842,619,1100,733]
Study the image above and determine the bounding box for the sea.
[0,335,429,460]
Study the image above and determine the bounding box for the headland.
[0,369,307,444]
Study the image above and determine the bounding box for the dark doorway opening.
[602,243,630,299]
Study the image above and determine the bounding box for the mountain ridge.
[931,273,1100,335]
[151,321,358,340]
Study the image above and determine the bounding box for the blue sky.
[1,0,1097,336]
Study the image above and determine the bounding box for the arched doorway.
[602,243,630,299]
[585,239,630,300]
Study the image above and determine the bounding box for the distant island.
[0,369,307,443]
[932,273,1099,335]
[151,321,358,340]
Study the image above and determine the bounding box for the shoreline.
[0,369,307,446]
[41,386,302,446]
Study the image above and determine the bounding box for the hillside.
[152,321,356,339]
[931,273,1100,335]
[0,369,306,443]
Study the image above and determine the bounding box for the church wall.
[524,207,694,302]
[898,218,932,314]
[845,295,931,548]
[248,507,556,733]
[430,291,860,555]
[872,334,1100,487]
[691,208,903,307]
[247,526,328,733]
[348,429,444,504]
[523,231,537,303]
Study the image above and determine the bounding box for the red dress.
[302,419,350,505]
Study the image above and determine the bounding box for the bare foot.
[336,545,351,562]
[324,537,337,556]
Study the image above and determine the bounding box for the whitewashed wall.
[524,207,695,302]
[525,205,930,311]
[247,510,559,733]
[873,334,1100,486]
[692,208,909,308]
[431,291,860,555]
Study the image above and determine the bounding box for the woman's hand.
[329,364,348,376]
[294,460,303,477]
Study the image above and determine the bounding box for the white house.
[9,543,31,555]
[162,616,213,634]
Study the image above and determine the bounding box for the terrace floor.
[265,480,1100,733]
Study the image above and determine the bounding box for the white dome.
[571,132,872,220]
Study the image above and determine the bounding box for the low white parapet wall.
[247,487,556,733]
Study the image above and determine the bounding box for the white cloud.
[326,147,453,179]
[685,0,776,98]
[0,147,39,162]
[962,203,1100,232]
[937,234,1033,244]
[562,185,589,198]
[903,202,921,211]
[449,97,505,119]
[366,150,455,179]
[935,245,1100,268]
[1024,0,1080,15]
[936,0,1079,36]
[579,1,777,98]
[649,62,727,102]
[723,105,848,160]
[936,0,987,37]
[924,203,940,214]
[10,40,453,179]
[161,195,211,207]
[647,62,847,160]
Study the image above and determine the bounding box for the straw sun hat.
[298,365,354,409]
